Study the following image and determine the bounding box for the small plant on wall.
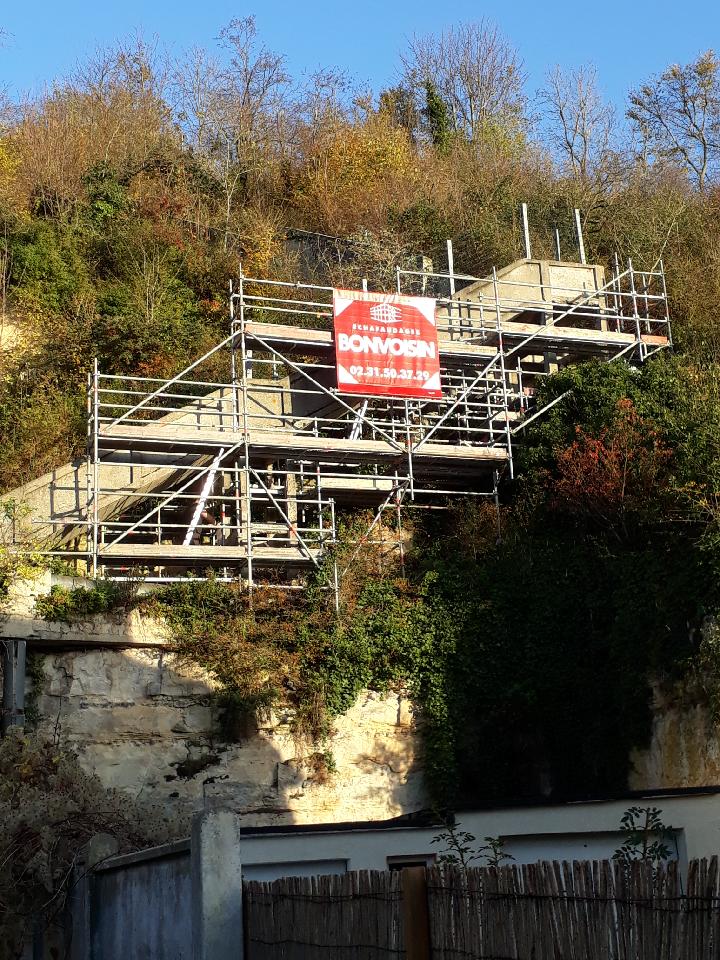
[613,806,674,866]
[0,499,44,605]
[431,819,515,868]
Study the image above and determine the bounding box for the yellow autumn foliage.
[0,139,24,213]
[236,206,286,277]
[294,116,420,234]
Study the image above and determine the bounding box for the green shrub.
[35,581,125,623]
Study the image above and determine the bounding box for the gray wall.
[67,795,720,960]
[72,812,243,960]
[91,844,191,960]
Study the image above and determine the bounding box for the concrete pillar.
[191,807,244,960]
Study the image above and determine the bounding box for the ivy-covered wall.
[27,644,424,825]
[15,355,720,814]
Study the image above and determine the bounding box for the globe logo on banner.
[332,290,442,399]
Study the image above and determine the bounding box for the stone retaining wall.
[33,645,424,826]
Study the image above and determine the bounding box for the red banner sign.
[333,290,442,399]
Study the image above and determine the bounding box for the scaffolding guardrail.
[28,255,670,602]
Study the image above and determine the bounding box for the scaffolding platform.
[246,318,666,358]
[21,252,670,599]
[96,543,320,566]
[99,423,511,467]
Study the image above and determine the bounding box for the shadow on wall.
[32,646,426,827]
[34,646,292,824]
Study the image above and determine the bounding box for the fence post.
[402,867,431,960]
[191,806,244,960]
[69,833,119,960]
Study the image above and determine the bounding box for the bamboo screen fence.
[244,857,720,959]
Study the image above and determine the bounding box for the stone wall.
[1,570,170,646]
[630,685,720,790]
[0,573,421,825]
[7,572,720,824]
[33,646,424,826]
[31,633,720,827]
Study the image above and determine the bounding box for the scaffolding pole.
[238,269,254,599]
[91,358,99,578]
[58,249,671,593]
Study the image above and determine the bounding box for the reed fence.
[243,857,720,959]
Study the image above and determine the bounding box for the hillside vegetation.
[3,22,720,807]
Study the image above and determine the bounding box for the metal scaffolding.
[39,253,671,602]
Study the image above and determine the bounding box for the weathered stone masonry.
[3,572,426,826]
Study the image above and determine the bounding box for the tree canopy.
[2,20,720,815]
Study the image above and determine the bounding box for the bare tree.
[0,222,11,325]
[173,16,289,248]
[539,65,616,182]
[9,37,173,218]
[217,16,289,134]
[296,67,352,133]
[628,50,720,189]
[72,33,169,105]
[402,20,527,142]
[124,236,181,327]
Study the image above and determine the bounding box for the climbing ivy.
[32,358,720,810]
[23,654,46,726]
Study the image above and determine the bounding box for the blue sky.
[1,0,718,107]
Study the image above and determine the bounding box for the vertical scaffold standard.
[37,253,670,600]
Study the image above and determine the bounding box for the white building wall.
[237,791,720,878]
